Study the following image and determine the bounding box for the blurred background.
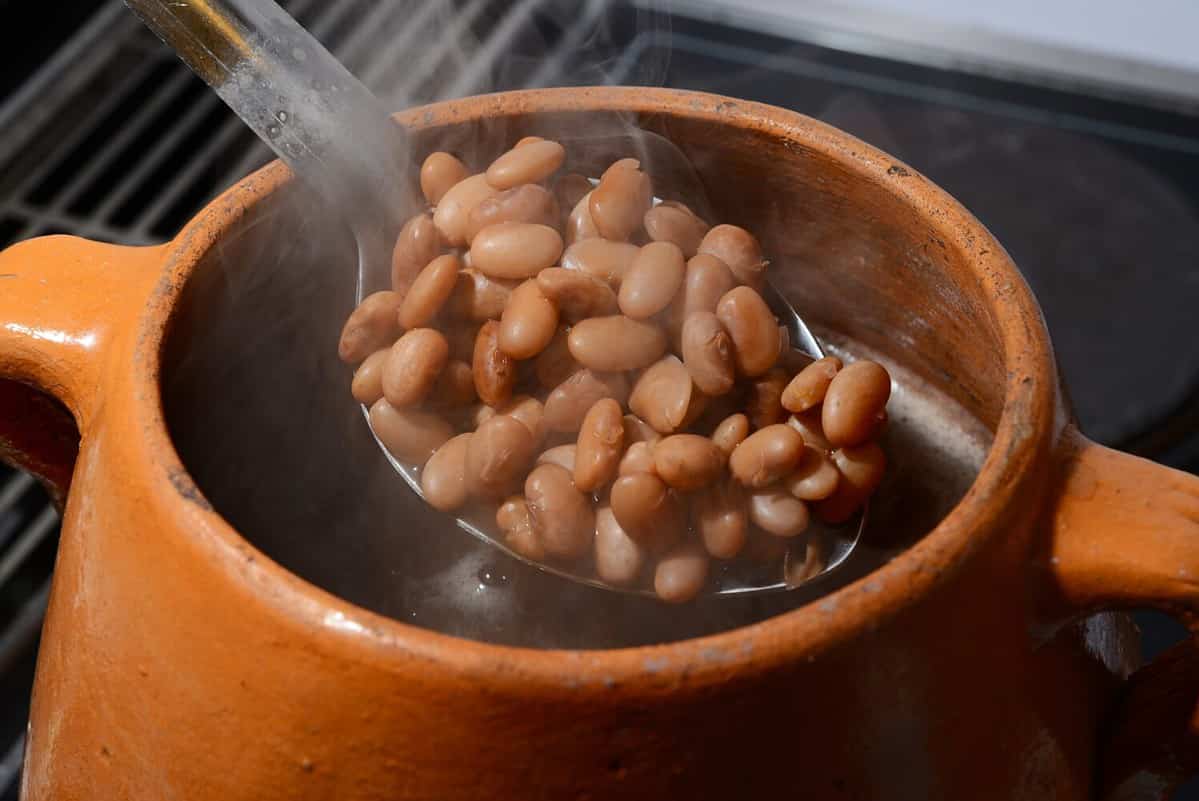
[0,0,1196,796]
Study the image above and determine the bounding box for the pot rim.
[139,87,1056,688]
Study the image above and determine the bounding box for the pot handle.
[1040,425,1199,800]
[0,235,163,504]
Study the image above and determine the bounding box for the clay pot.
[1,88,1197,801]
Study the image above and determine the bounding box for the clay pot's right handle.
[0,235,164,504]
[1039,425,1199,800]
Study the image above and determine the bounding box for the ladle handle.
[123,0,413,281]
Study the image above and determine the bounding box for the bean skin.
[748,488,810,537]
[628,355,695,434]
[618,441,658,476]
[644,202,709,257]
[816,442,886,524]
[589,160,652,241]
[618,241,686,319]
[498,279,560,359]
[568,315,667,372]
[574,398,625,493]
[695,479,749,559]
[447,268,516,322]
[716,286,781,377]
[466,184,560,245]
[782,356,843,413]
[784,448,840,501]
[420,151,469,206]
[729,424,805,488]
[537,444,577,473]
[553,173,593,216]
[392,213,442,293]
[788,410,832,452]
[609,472,682,547]
[698,224,767,287]
[543,369,630,433]
[653,435,725,491]
[680,311,736,395]
[486,139,566,190]
[746,367,789,429]
[428,359,477,408]
[497,496,545,561]
[472,320,516,406]
[566,192,601,245]
[470,222,564,280]
[560,238,639,287]
[434,173,499,247]
[350,349,389,405]
[398,253,460,329]
[622,414,661,445]
[533,327,578,388]
[339,290,402,364]
[594,507,646,585]
[711,413,750,457]
[421,433,473,511]
[536,267,619,323]
[466,414,537,500]
[654,543,709,603]
[369,399,452,465]
[667,254,738,349]
[525,463,595,560]
[382,328,449,407]
[822,361,891,447]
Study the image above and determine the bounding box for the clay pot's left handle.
[0,235,163,505]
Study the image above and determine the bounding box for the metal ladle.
[125,0,866,598]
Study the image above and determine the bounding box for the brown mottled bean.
[472,320,516,406]
[782,356,843,413]
[338,290,402,364]
[628,355,695,434]
[350,349,388,405]
[420,151,469,206]
[590,160,652,241]
[711,413,750,457]
[566,192,600,245]
[568,315,667,372]
[428,359,477,408]
[392,213,442,293]
[560,238,639,287]
[447,268,516,322]
[654,543,709,603]
[788,410,832,452]
[653,434,725,491]
[716,286,781,377]
[543,369,630,433]
[746,367,789,429]
[398,253,460,329]
[486,139,566,190]
[382,328,449,407]
[537,444,577,473]
[644,202,709,257]
[618,241,686,319]
[618,441,658,476]
[534,327,578,388]
[498,279,559,359]
[497,496,545,561]
[667,253,737,349]
[574,398,625,492]
[822,361,892,447]
[434,174,499,247]
[622,414,661,445]
[536,267,619,323]
[594,507,646,586]
[817,442,887,524]
[466,184,560,243]
[729,424,805,488]
[698,224,767,286]
[695,479,749,559]
[525,463,595,560]
[470,222,563,280]
[553,173,593,215]
[421,433,472,511]
[784,448,840,501]
[680,311,735,395]
[749,488,810,537]
[368,399,452,465]
[466,414,538,500]
[609,472,679,545]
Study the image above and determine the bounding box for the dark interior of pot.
[161,104,996,649]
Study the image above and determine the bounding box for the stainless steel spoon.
[125,0,865,598]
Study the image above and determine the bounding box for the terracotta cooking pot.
[2,88,1198,800]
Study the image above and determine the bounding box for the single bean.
[787,410,832,452]
[471,222,564,281]
[543,369,630,433]
[574,398,625,493]
[643,202,709,258]
[654,543,710,603]
[749,488,810,537]
[368,399,452,465]
[667,253,738,349]
[729,424,805,488]
[499,279,559,359]
[486,139,566,190]
[434,173,499,247]
[487,394,545,443]
[536,267,619,323]
[421,433,473,511]
[618,241,686,319]
[653,434,725,491]
[350,349,389,405]
[782,356,843,413]
[698,224,767,287]
[466,414,538,500]
[466,184,560,242]
[514,135,544,148]
[497,496,545,561]
[338,290,402,363]
[680,311,735,395]
[429,359,477,408]
[618,441,658,476]
[594,507,646,586]
[382,328,448,407]
[822,360,892,447]
[420,151,469,206]
[472,320,516,406]
[447,268,516,322]
[746,367,789,429]
[609,473,681,546]
[816,442,886,524]
[566,192,601,245]
[525,463,595,560]
[398,253,460,329]
[590,160,652,241]
[784,448,840,501]
[553,173,593,215]
[695,479,748,559]
[533,327,578,388]
[622,414,661,445]
[392,213,442,293]
[711,413,750,457]
[560,238,639,287]
[716,286,781,377]
[568,315,667,372]
[537,444,577,473]
[628,355,695,434]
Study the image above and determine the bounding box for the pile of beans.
[338,136,891,602]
